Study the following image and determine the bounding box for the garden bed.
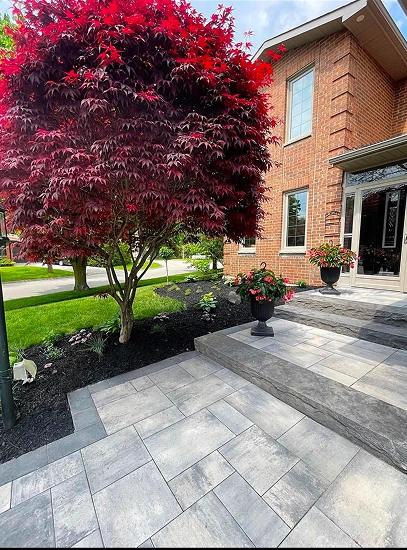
[0,279,308,463]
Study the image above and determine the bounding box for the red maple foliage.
[0,0,280,342]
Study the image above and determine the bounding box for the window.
[283,189,308,250]
[239,237,256,253]
[287,67,314,142]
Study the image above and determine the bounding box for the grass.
[6,285,185,350]
[4,272,197,311]
[115,261,162,270]
[0,266,73,283]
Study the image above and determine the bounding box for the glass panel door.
[357,185,406,280]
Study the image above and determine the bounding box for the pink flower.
[234,278,239,284]
[255,296,260,301]
[350,263,354,269]
[284,277,290,283]
[264,276,271,283]
[249,289,256,295]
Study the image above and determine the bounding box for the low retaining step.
[292,292,407,328]
[275,304,407,350]
[195,331,407,473]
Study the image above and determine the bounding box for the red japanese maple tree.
[0,0,281,342]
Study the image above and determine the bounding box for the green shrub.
[0,257,15,267]
[184,288,191,296]
[99,311,121,334]
[150,323,165,334]
[82,333,105,359]
[297,280,307,288]
[184,274,198,282]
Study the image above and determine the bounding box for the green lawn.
[6,285,185,350]
[115,261,162,270]
[0,266,73,283]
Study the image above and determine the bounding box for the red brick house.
[223,0,407,292]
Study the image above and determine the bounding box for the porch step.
[291,292,407,328]
[275,304,407,350]
[195,330,407,474]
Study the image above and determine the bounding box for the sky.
[0,0,406,53]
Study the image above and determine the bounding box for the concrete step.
[195,330,407,474]
[291,292,407,328]
[275,304,407,350]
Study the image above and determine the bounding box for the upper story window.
[287,66,314,142]
[283,189,308,251]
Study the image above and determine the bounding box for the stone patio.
[1,348,407,547]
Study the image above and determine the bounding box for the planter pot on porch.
[319,266,341,295]
[250,298,275,336]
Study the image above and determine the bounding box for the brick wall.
[392,78,407,136]
[224,30,403,286]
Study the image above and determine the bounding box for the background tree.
[158,246,175,284]
[198,236,224,270]
[0,13,14,52]
[0,0,281,343]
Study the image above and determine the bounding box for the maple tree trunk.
[71,256,89,291]
[119,302,134,343]
[212,258,217,270]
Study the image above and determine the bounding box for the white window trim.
[238,237,256,254]
[280,187,309,253]
[285,64,315,145]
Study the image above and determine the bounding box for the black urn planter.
[250,298,275,336]
[319,266,341,295]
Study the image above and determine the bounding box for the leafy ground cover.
[115,261,161,270]
[0,266,73,282]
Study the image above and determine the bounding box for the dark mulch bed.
[0,280,311,464]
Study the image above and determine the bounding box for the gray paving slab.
[263,461,329,528]
[274,331,312,346]
[72,407,101,432]
[81,426,151,494]
[168,451,234,510]
[0,491,55,548]
[0,445,48,486]
[12,451,83,507]
[261,340,324,368]
[68,387,94,414]
[350,339,396,355]
[308,363,358,386]
[47,422,107,463]
[207,399,253,435]
[302,335,332,347]
[225,383,304,438]
[166,374,235,416]
[305,327,359,344]
[279,506,359,548]
[317,353,376,379]
[93,461,181,548]
[91,381,136,408]
[294,342,333,359]
[51,471,98,548]
[107,368,145,387]
[135,406,185,440]
[144,409,234,481]
[151,491,254,547]
[352,362,407,411]
[72,529,104,548]
[178,356,223,379]
[316,450,407,547]
[131,375,154,392]
[149,364,195,393]
[219,425,299,495]
[88,380,110,395]
[0,481,11,514]
[319,340,393,365]
[214,472,290,547]
[278,417,359,482]
[382,349,407,367]
[138,539,154,548]
[96,385,173,434]
[213,367,251,390]
[141,357,179,375]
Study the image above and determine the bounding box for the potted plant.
[308,241,358,295]
[234,262,294,336]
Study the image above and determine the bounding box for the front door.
[341,180,407,291]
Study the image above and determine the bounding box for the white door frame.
[340,175,407,292]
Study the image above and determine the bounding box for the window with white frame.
[283,189,308,250]
[239,237,256,253]
[287,66,314,142]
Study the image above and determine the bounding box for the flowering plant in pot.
[234,262,294,336]
[308,241,359,295]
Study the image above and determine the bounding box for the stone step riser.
[292,295,407,328]
[276,307,407,350]
[195,332,407,474]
